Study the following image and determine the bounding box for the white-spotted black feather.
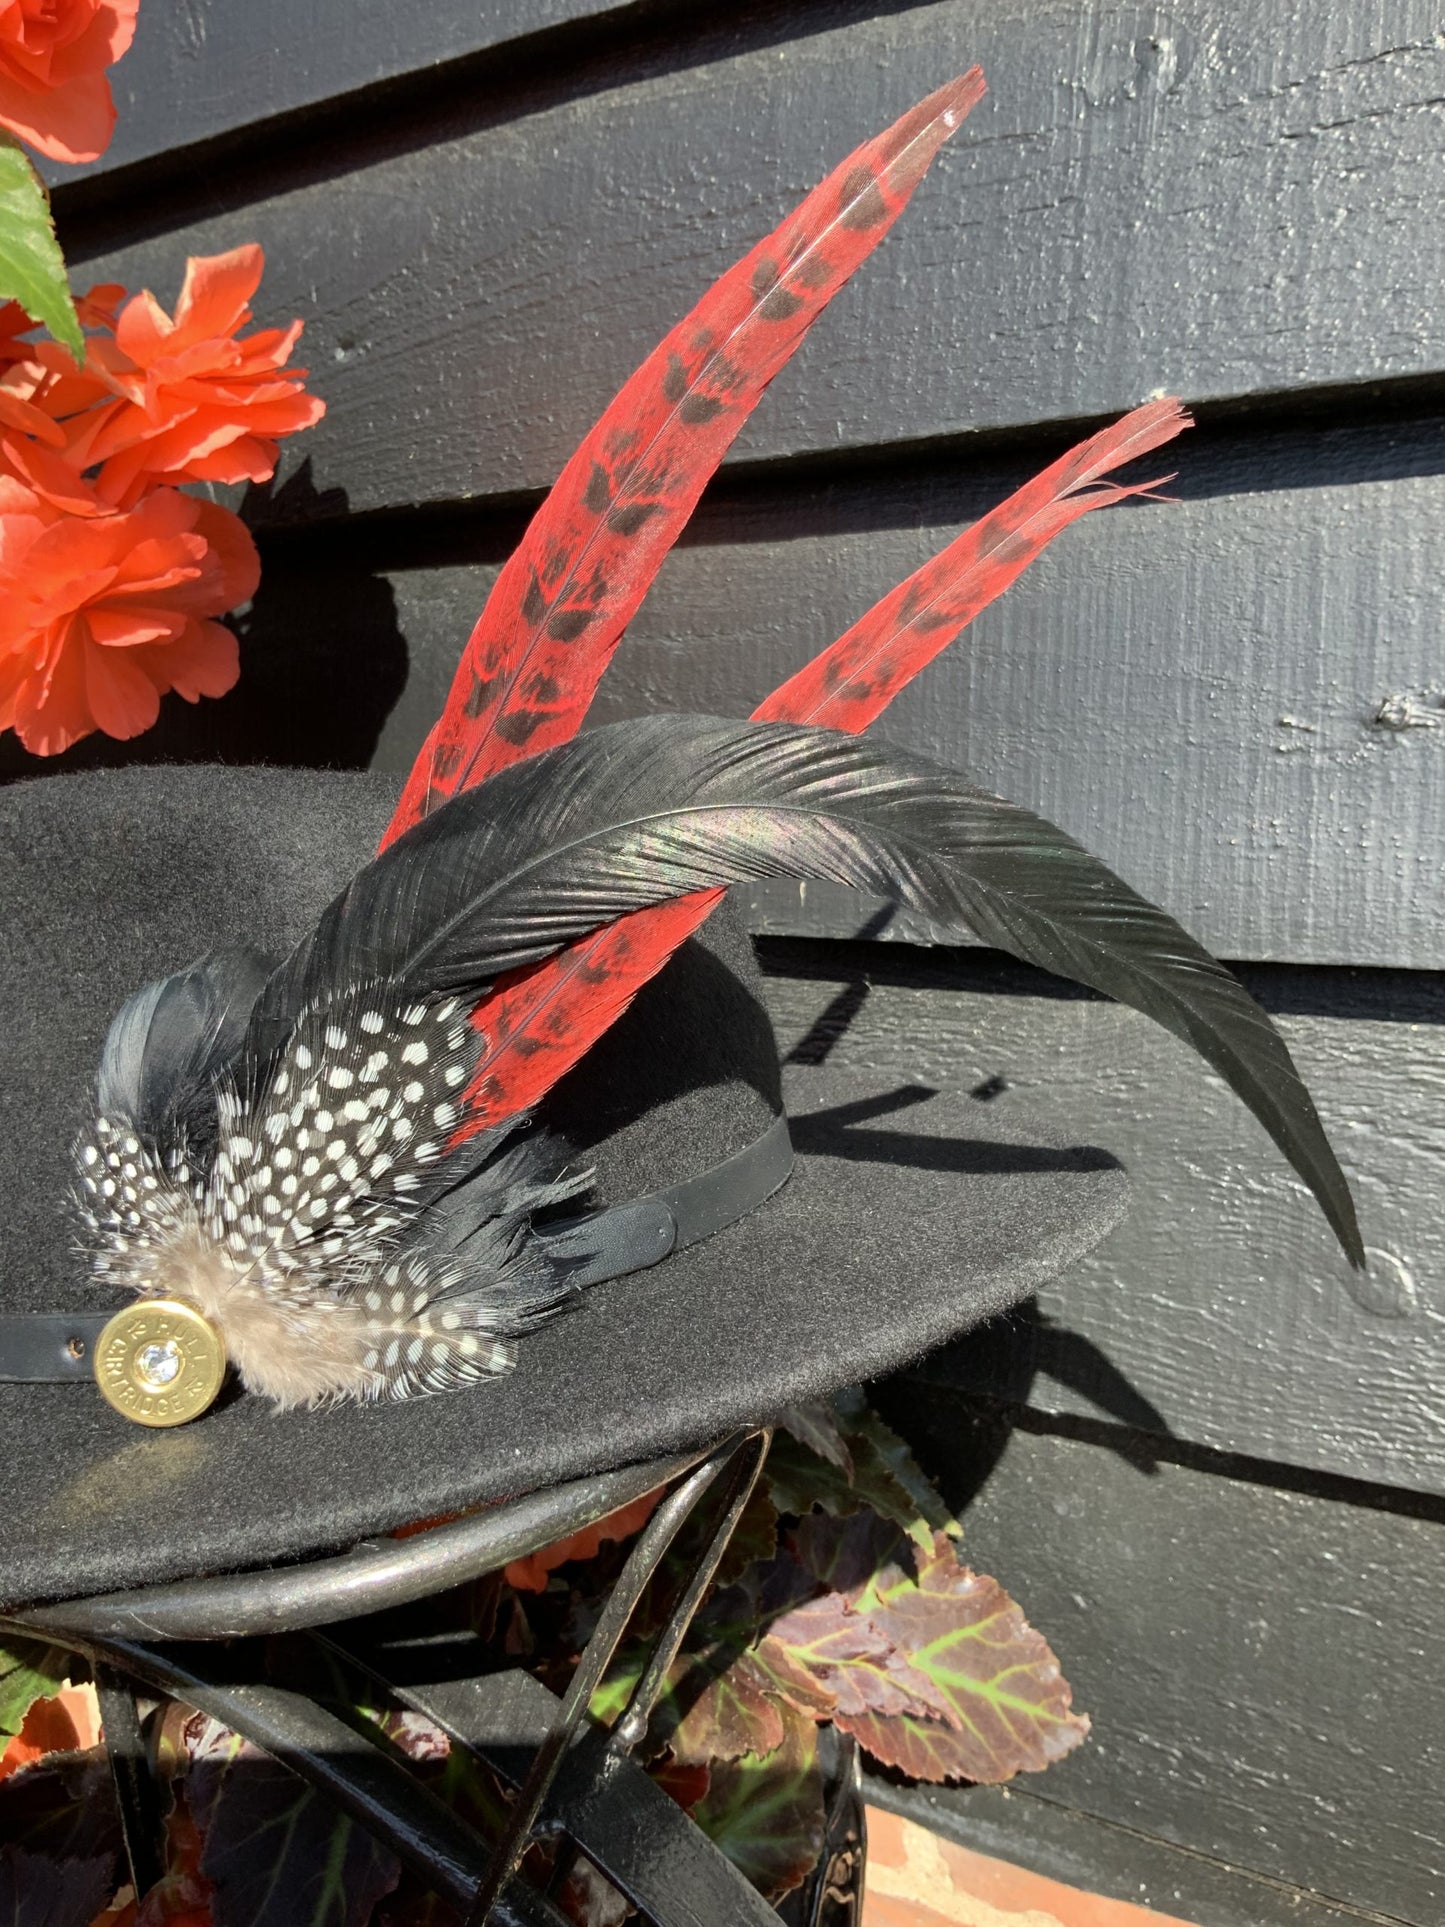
[79,978,585,1407]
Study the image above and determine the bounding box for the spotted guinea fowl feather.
[381,71,984,845]
[80,979,584,1408]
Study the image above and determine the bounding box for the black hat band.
[0,1113,793,1389]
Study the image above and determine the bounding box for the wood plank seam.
[760,946,1445,1491]
[859,1418,1444,1917]
[230,401,1445,563]
[61,3,1445,511]
[50,0,912,253]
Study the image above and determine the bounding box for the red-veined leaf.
[836,1390,963,1544]
[648,1753,711,1815]
[776,1402,854,1476]
[669,1649,789,1766]
[747,1635,838,1722]
[766,1394,960,1552]
[503,1486,664,1593]
[830,1528,1088,1783]
[714,1485,782,1589]
[761,1594,941,1723]
[0,1747,120,1926]
[186,1714,401,1927]
[789,1508,908,1600]
[134,1801,214,1927]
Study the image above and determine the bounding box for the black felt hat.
[0,759,1128,1611]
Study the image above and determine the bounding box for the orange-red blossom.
[0,244,323,754]
[68,244,325,507]
[0,0,138,163]
[0,477,259,753]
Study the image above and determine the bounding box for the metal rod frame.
[465,1427,772,1925]
[328,1655,779,1925]
[93,1661,166,1899]
[3,1429,795,1925]
[15,1446,708,1641]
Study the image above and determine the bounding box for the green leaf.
[835,1390,963,1542]
[0,1638,69,1742]
[588,1649,644,1733]
[0,136,81,361]
[691,1715,826,1900]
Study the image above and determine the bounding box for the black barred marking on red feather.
[383,74,985,840]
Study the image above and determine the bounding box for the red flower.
[0,1682,100,1782]
[0,298,35,369]
[0,284,137,431]
[503,1488,663,1592]
[70,244,325,505]
[0,481,258,753]
[0,0,138,164]
[0,256,321,754]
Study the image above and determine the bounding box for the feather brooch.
[74,78,1362,1414]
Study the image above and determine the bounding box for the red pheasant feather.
[382,70,985,848]
[454,398,1190,1129]
[753,396,1190,727]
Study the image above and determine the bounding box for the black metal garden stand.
[4,1427,863,1924]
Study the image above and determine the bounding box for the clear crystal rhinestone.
[135,1339,182,1388]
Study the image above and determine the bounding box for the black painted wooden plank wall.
[7,420,1442,969]
[10,3,1444,1920]
[57,1,1445,524]
[41,0,663,185]
[856,1406,1445,1923]
[761,941,1445,1496]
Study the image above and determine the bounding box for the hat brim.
[0,1062,1124,1609]
[2,763,1126,1608]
